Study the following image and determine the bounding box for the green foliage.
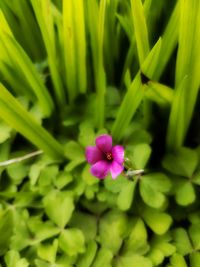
[0,0,199,266]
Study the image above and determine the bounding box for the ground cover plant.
[0,0,200,266]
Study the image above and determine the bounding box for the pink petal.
[112,145,124,164]
[95,134,112,153]
[91,160,110,179]
[110,161,124,179]
[85,146,103,164]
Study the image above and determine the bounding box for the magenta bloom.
[85,134,124,179]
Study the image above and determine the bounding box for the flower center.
[106,152,113,161]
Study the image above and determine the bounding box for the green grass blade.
[0,83,64,160]
[167,0,200,149]
[0,0,45,60]
[31,0,66,106]
[166,77,188,150]
[0,33,54,117]
[154,1,179,79]
[62,0,78,103]
[175,0,200,129]
[145,81,173,106]
[73,0,87,94]
[131,0,150,65]
[95,0,107,129]
[112,38,162,141]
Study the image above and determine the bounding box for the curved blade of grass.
[167,0,200,149]
[112,38,162,141]
[175,0,200,132]
[166,77,188,150]
[0,33,54,117]
[154,1,179,79]
[0,0,45,60]
[95,0,107,129]
[31,0,66,106]
[131,0,150,65]
[63,0,78,103]
[0,83,64,160]
[145,81,174,106]
[73,0,87,94]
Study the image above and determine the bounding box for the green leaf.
[99,210,128,254]
[117,180,137,211]
[131,0,149,65]
[190,252,200,267]
[27,218,60,243]
[116,254,152,267]
[82,165,99,186]
[30,0,66,106]
[4,250,29,267]
[58,228,85,256]
[0,83,64,160]
[163,147,198,177]
[148,233,176,266]
[35,259,51,267]
[37,239,58,263]
[104,175,128,193]
[0,121,12,143]
[175,0,200,134]
[6,161,29,185]
[123,218,148,254]
[175,181,195,206]
[154,2,179,79]
[78,121,95,147]
[189,224,200,250]
[0,34,53,116]
[167,253,188,267]
[126,143,151,169]
[43,190,74,228]
[53,171,73,190]
[64,141,85,161]
[0,209,13,255]
[143,207,172,235]
[140,173,171,208]
[145,81,173,106]
[91,248,113,267]
[172,228,193,255]
[112,38,161,141]
[69,211,97,242]
[77,241,97,267]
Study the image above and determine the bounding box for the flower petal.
[91,160,110,179]
[110,161,124,179]
[85,146,103,164]
[95,134,112,153]
[112,145,124,164]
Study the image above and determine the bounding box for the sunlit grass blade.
[86,0,99,85]
[166,77,188,150]
[0,0,45,60]
[131,0,150,65]
[62,0,87,102]
[154,1,179,79]
[30,0,66,106]
[175,0,200,130]
[112,38,162,141]
[62,0,78,103]
[95,0,107,129]
[119,0,151,85]
[0,83,64,160]
[73,0,87,94]
[104,0,119,81]
[167,0,200,149]
[145,81,174,106]
[0,33,54,117]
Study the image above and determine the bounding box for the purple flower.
[85,134,124,179]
